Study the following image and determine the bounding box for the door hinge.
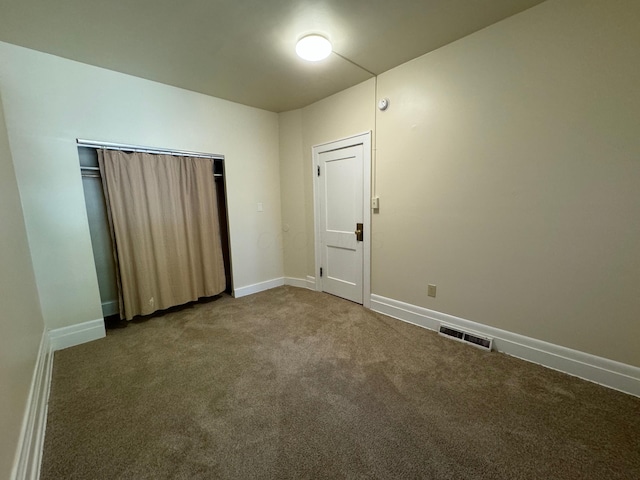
[317,165,320,176]
[320,267,323,277]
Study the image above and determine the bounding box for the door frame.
[312,132,371,308]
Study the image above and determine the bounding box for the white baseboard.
[11,329,53,480]
[306,276,317,290]
[49,318,106,351]
[284,277,306,288]
[370,294,640,398]
[233,277,285,298]
[285,276,317,291]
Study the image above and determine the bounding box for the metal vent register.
[438,324,493,352]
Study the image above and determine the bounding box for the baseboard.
[49,318,106,351]
[101,299,119,317]
[284,276,317,291]
[284,277,306,288]
[306,276,316,290]
[370,294,640,398]
[233,277,285,298]
[11,329,53,480]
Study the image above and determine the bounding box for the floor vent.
[438,324,493,352]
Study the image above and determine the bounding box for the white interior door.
[317,144,365,303]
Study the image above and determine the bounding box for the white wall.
[0,41,283,330]
[0,91,45,480]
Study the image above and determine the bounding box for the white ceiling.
[0,0,547,112]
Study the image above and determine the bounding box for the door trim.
[312,132,371,308]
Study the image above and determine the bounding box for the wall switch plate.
[428,284,437,297]
[371,197,379,209]
[257,202,263,212]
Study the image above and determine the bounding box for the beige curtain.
[98,149,226,320]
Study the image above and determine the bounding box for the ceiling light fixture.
[295,34,332,62]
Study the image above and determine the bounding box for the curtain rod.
[76,139,224,160]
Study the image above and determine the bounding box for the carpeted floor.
[41,286,640,479]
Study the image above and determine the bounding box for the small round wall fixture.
[296,34,332,62]
[378,98,390,111]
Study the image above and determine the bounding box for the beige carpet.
[41,286,640,479]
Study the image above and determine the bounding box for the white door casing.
[313,133,371,307]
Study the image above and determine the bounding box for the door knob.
[355,222,363,242]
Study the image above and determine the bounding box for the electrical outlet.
[428,284,437,298]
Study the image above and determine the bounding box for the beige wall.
[278,110,307,280]
[373,0,640,366]
[279,0,640,367]
[303,80,376,276]
[0,92,45,479]
[0,41,283,330]
[279,79,375,279]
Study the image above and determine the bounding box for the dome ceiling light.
[295,34,332,62]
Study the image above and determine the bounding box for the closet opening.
[78,144,233,324]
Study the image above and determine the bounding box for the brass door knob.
[355,222,363,241]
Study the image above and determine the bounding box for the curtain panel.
[98,150,226,320]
